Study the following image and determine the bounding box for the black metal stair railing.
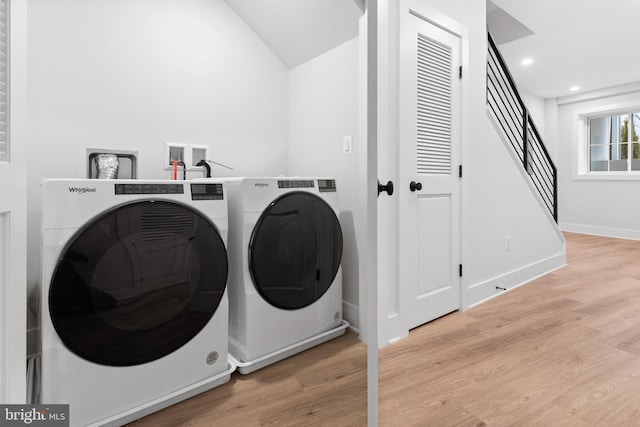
[487,31,558,222]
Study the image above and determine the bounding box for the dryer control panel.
[318,179,337,192]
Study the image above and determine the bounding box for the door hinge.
[458,165,462,178]
[459,264,463,277]
[459,66,462,79]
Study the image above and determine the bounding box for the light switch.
[343,136,353,155]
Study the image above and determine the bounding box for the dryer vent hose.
[95,153,119,179]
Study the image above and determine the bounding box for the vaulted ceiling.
[224,0,362,69]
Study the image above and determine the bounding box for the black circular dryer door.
[49,200,228,366]
[249,192,343,310]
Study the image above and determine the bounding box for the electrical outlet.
[505,235,511,251]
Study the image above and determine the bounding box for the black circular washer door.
[249,192,343,310]
[49,200,228,366]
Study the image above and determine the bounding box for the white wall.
[555,83,640,239]
[544,98,560,162]
[446,0,565,309]
[376,0,566,345]
[288,38,362,330]
[521,89,545,138]
[26,0,290,329]
[27,0,289,184]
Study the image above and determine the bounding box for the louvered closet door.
[398,10,461,330]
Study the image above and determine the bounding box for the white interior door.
[0,0,28,403]
[398,9,461,331]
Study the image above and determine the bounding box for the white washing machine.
[40,179,233,427]
[221,177,347,373]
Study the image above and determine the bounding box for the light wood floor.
[127,329,367,426]
[380,232,640,426]
[129,232,640,426]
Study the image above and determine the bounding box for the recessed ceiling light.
[570,86,580,92]
[521,58,533,66]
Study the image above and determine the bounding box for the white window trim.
[573,101,640,181]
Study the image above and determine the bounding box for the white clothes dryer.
[40,179,233,427]
[221,177,347,373]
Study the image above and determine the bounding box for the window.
[588,112,640,172]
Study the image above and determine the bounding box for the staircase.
[487,31,558,222]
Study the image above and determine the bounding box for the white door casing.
[0,0,28,403]
[398,4,462,331]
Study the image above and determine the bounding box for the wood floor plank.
[551,356,640,426]
[256,377,366,427]
[128,330,366,426]
[507,403,591,427]
[381,232,640,426]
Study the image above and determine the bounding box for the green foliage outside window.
[620,114,640,159]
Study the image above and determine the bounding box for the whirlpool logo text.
[68,187,96,194]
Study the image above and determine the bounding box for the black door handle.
[410,181,423,192]
[378,180,394,197]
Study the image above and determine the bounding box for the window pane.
[611,143,626,160]
[619,114,629,143]
[633,113,640,142]
[611,160,627,171]
[632,159,640,171]
[590,160,608,171]
[590,145,608,161]
[590,116,610,145]
[590,145,608,171]
[633,143,640,159]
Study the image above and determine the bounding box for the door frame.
[0,0,28,403]
[398,1,463,332]
[377,0,470,346]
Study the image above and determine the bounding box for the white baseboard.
[560,223,640,241]
[466,252,567,309]
[342,300,359,333]
[378,253,566,346]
